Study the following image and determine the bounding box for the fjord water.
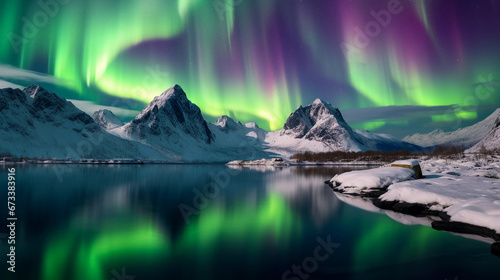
[1,165,498,280]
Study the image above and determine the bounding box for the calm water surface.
[0,164,498,280]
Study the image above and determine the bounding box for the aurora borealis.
[1,0,500,135]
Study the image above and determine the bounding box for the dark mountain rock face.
[281,99,365,149]
[125,84,213,144]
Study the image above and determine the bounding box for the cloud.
[0,64,65,85]
[342,105,457,124]
[0,80,24,89]
[68,99,141,120]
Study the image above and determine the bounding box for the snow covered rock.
[379,174,500,233]
[390,159,423,178]
[403,108,500,148]
[92,109,124,130]
[329,167,416,195]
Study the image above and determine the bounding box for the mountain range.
[0,84,498,162]
[403,108,500,151]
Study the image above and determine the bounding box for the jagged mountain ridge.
[121,84,213,144]
[0,85,160,160]
[467,112,500,152]
[111,85,269,161]
[281,99,365,148]
[266,99,422,157]
[92,109,124,130]
[403,109,500,148]
[2,84,429,161]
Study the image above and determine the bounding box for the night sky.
[1,0,500,137]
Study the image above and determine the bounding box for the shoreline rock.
[491,242,500,257]
[327,185,500,258]
[431,221,500,241]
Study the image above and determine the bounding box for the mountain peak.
[312,98,322,105]
[126,85,213,144]
[281,98,362,148]
[21,84,68,112]
[92,109,124,130]
[155,84,187,103]
[245,122,260,129]
[24,84,43,98]
[23,84,55,100]
[214,115,243,132]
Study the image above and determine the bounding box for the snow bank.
[380,174,500,232]
[332,157,500,234]
[330,167,416,194]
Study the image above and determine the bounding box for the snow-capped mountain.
[0,85,156,160]
[355,129,423,152]
[211,115,267,142]
[265,99,421,157]
[213,115,243,132]
[403,109,500,148]
[112,85,270,161]
[467,111,500,152]
[0,84,424,161]
[209,115,272,158]
[266,99,365,156]
[283,99,365,147]
[92,109,124,130]
[120,84,213,144]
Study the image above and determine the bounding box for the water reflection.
[1,165,498,280]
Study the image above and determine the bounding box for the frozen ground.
[328,155,500,235]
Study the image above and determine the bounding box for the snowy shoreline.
[326,155,500,256]
[226,158,388,167]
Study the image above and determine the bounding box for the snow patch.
[330,167,416,194]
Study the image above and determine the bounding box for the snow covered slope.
[403,109,500,148]
[1,84,424,161]
[113,85,270,161]
[92,109,124,130]
[119,84,213,144]
[265,99,422,157]
[266,99,365,156]
[210,115,267,143]
[467,112,500,152]
[356,129,423,152]
[0,85,157,160]
[209,115,273,160]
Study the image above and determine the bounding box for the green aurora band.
[1,0,499,131]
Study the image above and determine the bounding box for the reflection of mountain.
[14,165,498,279]
[262,166,350,225]
[25,165,306,280]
